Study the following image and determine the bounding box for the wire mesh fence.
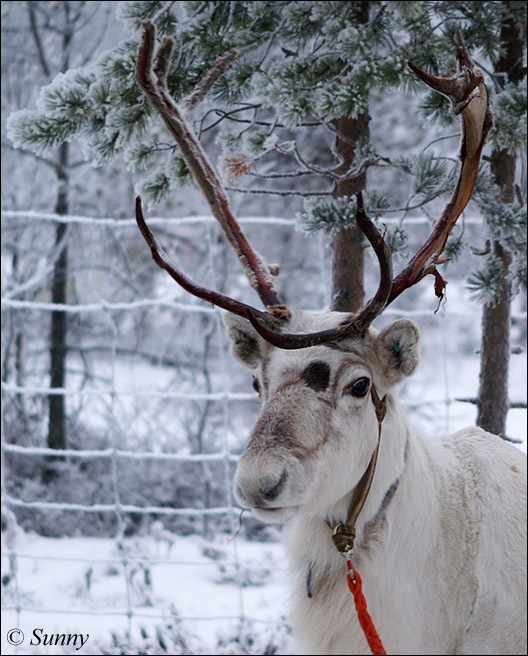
[1,208,526,654]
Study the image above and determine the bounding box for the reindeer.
[134,23,527,655]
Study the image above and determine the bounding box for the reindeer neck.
[288,396,413,573]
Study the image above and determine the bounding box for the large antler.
[389,30,492,304]
[135,21,286,318]
[246,30,492,350]
[134,25,490,349]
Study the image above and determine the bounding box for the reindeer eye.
[252,377,260,393]
[344,377,370,397]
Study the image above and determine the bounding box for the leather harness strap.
[326,385,389,655]
[330,386,387,556]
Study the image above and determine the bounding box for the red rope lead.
[346,560,387,656]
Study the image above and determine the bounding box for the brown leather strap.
[331,386,387,556]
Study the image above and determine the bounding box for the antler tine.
[135,21,285,312]
[135,196,269,321]
[347,193,393,332]
[246,194,392,349]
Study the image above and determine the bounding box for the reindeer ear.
[375,319,420,385]
[222,313,272,369]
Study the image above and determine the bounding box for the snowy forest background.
[1,2,526,655]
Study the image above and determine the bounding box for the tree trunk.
[476,3,522,437]
[331,1,370,313]
[477,241,512,436]
[47,142,69,454]
[331,114,370,312]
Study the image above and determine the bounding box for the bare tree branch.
[26,1,51,78]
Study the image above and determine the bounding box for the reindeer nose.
[236,469,288,507]
[261,469,288,501]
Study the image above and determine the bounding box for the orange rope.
[346,560,387,656]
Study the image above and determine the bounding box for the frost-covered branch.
[225,186,334,197]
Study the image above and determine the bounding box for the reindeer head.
[224,310,420,522]
[134,23,490,523]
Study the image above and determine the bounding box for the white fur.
[223,311,527,655]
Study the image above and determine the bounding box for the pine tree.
[7,1,526,437]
